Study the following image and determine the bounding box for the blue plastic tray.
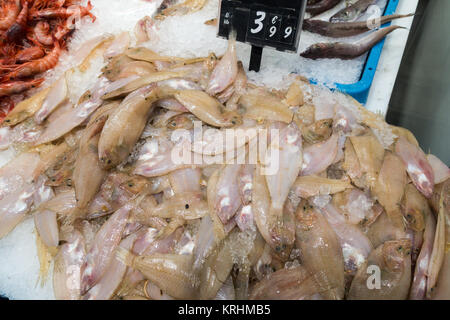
[315,0,400,105]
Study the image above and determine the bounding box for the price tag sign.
[218,0,307,53]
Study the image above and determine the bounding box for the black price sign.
[218,0,307,53]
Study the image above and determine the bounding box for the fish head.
[295,201,316,231]
[166,114,194,130]
[382,239,412,272]
[222,110,242,127]
[300,43,334,60]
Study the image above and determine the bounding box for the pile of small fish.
[0,30,449,300]
[0,0,96,122]
[300,0,412,60]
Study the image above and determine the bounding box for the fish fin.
[115,246,135,267]
[269,205,283,220]
[35,231,53,287]
[61,207,84,226]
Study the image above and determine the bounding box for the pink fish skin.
[80,204,131,294]
[301,133,339,176]
[395,136,434,198]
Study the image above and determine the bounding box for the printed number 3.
[251,11,266,34]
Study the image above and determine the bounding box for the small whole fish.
[250,266,320,300]
[295,203,345,299]
[98,85,159,169]
[301,25,405,60]
[348,240,412,300]
[330,0,377,23]
[303,14,414,38]
[53,229,86,300]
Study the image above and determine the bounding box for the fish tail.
[116,246,135,267]
[269,205,283,220]
[61,207,84,226]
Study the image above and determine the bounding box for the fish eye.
[185,204,190,209]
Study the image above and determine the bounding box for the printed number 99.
[284,26,293,39]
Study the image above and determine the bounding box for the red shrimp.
[0,46,44,67]
[54,17,74,42]
[0,43,18,66]
[32,0,67,10]
[15,45,45,63]
[0,78,43,97]
[31,1,96,22]
[0,0,21,31]
[54,25,69,41]
[34,21,53,45]
[3,40,61,79]
[6,0,29,42]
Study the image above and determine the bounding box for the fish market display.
[0,21,448,300]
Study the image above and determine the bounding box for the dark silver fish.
[303,14,413,38]
[156,0,178,15]
[300,25,405,60]
[330,0,377,23]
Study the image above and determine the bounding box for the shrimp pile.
[0,31,449,300]
[0,0,95,122]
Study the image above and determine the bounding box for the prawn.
[54,18,73,41]
[0,46,45,68]
[6,0,29,42]
[0,43,18,66]
[0,0,20,31]
[15,46,45,63]
[33,21,53,46]
[31,1,96,22]
[31,0,67,10]
[3,40,61,79]
[0,78,44,97]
